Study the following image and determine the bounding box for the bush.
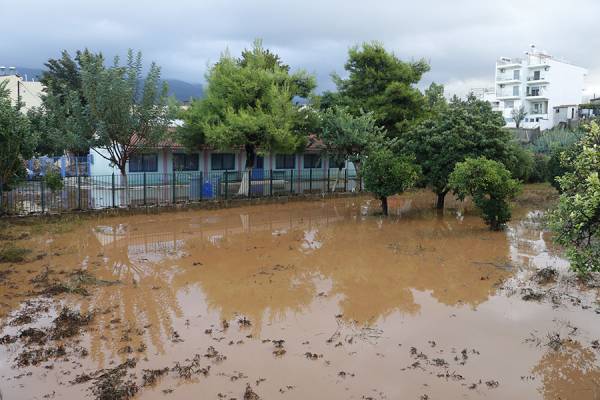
[0,246,31,263]
[549,121,600,275]
[529,153,550,183]
[449,157,521,230]
[43,170,63,192]
[505,142,534,182]
[363,147,420,215]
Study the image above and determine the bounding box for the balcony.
[496,76,521,84]
[496,91,520,99]
[527,75,549,84]
[497,58,523,69]
[526,88,548,99]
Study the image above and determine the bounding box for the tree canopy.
[448,157,521,230]
[0,81,37,192]
[180,40,316,171]
[362,147,420,216]
[77,50,170,175]
[332,42,429,138]
[549,121,600,274]
[402,95,512,209]
[319,106,385,173]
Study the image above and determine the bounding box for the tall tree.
[77,50,170,178]
[333,42,429,138]
[0,81,37,193]
[402,95,512,210]
[38,49,104,155]
[319,106,385,190]
[179,40,317,195]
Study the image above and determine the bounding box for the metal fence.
[0,169,362,216]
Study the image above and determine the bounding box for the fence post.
[199,171,203,201]
[290,170,294,195]
[40,178,45,213]
[0,178,3,214]
[248,170,252,198]
[309,169,313,193]
[327,168,330,193]
[344,168,348,192]
[111,173,115,208]
[172,171,176,203]
[143,172,147,206]
[224,171,229,200]
[269,170,273,197]
[77,172,82,210]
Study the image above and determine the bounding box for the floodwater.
[1,188,599,400]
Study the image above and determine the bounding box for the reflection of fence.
[0,169,362,215]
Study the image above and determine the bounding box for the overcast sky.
[3,0,600,98]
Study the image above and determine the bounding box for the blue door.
[251,156,264,194]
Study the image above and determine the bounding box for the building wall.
[0,75,43,112]
[493,51,587,131]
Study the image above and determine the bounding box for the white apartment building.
[492,46,587,130]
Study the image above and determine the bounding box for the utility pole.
[16,79,21,110]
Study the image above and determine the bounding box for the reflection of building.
[484,46,587,130]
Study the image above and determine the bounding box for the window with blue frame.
[211,153,235,170]
[303,154,322,169]
[129,153,158,172]
[275,154,296,169]
[173,153,199,171]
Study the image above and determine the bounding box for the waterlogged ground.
[1,186,600,400]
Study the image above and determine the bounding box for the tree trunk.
[436,191,447,210]
[331,168,342,192]
[237,144,255,197]
[119,166,128,208]
[353,160,361,192]
[381,196,388,216]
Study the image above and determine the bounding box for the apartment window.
[129,153,158,172]
[173,153,199,171]
[504,100,514,109]
[303,154,322,169]
[533,70,541,80]
[512,86,519,96]
[513,70,520,80]
[275,154,296,169]
[211,153,235,170]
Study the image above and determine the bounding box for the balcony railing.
[496,76,521,82]
[526,88,547,97]
[527,76,547,81]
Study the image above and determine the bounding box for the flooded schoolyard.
[1,186,599,399]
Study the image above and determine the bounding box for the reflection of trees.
[532,340,600,399]
[191,197,512,328]
[54,223,186,366]
[303,212,511,323]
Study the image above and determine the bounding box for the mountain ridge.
[7,67,203,102]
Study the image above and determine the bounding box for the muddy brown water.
[1,188,599,399]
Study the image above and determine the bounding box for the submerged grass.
[0,246,31,263]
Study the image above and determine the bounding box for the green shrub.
[43,170,63,192]
[449,157,521,230]
[0,246,31,263]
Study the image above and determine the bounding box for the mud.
[1,186,599,399]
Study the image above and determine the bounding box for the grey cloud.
[2,0,600,96]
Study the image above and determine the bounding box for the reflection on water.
[533,340,600,399]
[1,189,599,399]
